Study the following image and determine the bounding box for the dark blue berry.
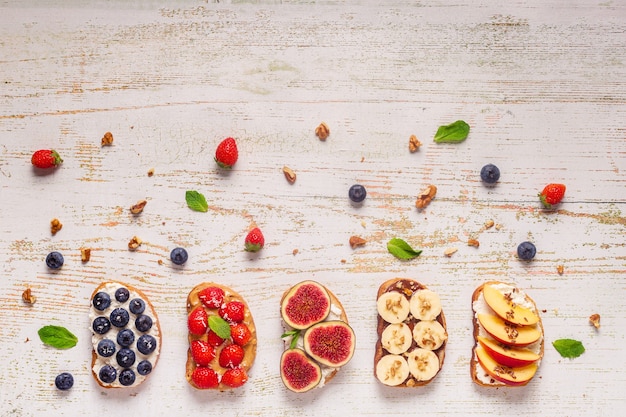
[170,247,188,265]
[348,184,367,203]
[116,348,136,368]
[480,164,501,184]
[137,360,152,376]
[97,339,116,357]
[135,315,153,332]
[110,308,130,328]
[117,329,135,347]
[517,241,537,260]
[115,287,130,303]
[55,372,74,390]
[45,251,64,269]
[99,365,117,384]
[92,292,111,311]
[129,298,145,315]
[137,334,157,355]
[92,317,111,335]
[118,369,136,386]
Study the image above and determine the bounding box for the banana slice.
[409,289,442,321]
[375,354,410,386]
[376,292,410,324]
[381,323,412,354]
[413,320,447,351]
[406,348,440,382]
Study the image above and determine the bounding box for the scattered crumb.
[494,223,503,231]
[553,308,559,316]
[415,185,437,209]
[292,249,299,256]
[282,166,296,184]
[542,309,547,313]
[128,236,142,251]
[409,134,422,152]
[130,199,147,214]
[315,122,330,140]
[349,235,366,248]
[101,131,114,146]
[557,265,564,275]
[81,247,91,262]
[22,288,36,304]
[50,218,62,235]
[340,259,346,263]
[484,220,495,229]
[467,239,480,247]
[25,337,30,343]
[147,168,155,177]
[360,156,365,162]
[444,247,458,257]
[589,313,601,329]
[157,259,163,265]
[361,220,367,228]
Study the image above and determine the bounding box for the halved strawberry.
[230,323,252,346]
[190,340,216,366]
[219,344,245,368]
[187,306,208,335]
[207,329,226,347]
[221,367,248,388]
[191,366,220,389]
[198,286,225,310]
[219,301,245,323]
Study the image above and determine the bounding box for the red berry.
[191,366,220,389]
[31,149,63,169]
[230,323,252,346]
[214,137,238,169]
[219,301,245,323]
[190,340,216,366]
[198,286,225,309]
[221,367,248,388]
[219,344,245,368]
[539,183,566,208]
[207,329,226,347]
[244,227,265,252]
[187,307,208,335]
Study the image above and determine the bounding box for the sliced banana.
[381,323,412,354]
[376,291,410,324]
[375,354,409,386]
[406,348,440,382]
[409,289,442,321]
[413,320,447,351]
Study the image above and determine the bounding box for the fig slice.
[281,281,331,330]
[303,320,356,368]
[280,348,322,393]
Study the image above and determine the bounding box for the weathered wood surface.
[1,1,625,416]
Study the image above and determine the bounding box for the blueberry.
[129,298,145,315]
[92,292,111,311]
[480,164,501,184]
[115,287,130,303]
[170,247,188,265]
[135,315,153,332]
[99,365,117,384]
[118,369,136,386]
[517,241,537,260]
[348,184,367,203]
[137,360,152,376]
[97,339,116,357]
[45,251,64,269]
[55,372,74,390]
[110,308,130,328]
[117,329,135,347]
[92,317,111,335]
[116,348,136,368]
[137,334,157,355]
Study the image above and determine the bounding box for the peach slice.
[477,336,540,368]
[475,345,538,386]
[477,314,541,347]
[483,284,539,326]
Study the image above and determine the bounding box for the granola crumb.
[292,248,299,256]
[128,236,142,251]
[282,166,296,184]
[315,122,330,140]
[415,185,437,209]
[589,313,601,329]
[50,218,63,235]
[444,247,458,257]
[130,199,147,214]
[409,135,422,152]
[81,247,91,262]
[467,239,480,247]
[349,235,366,248]
[484,220,495,229]
[101,131,114,146]
[147,168,155,177]
[22,288,36,304]
[557,264,564,275]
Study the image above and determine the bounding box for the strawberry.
[230,323,252,346]
[190,340,216,366]
[198,286,225,310]
[244,227,264,252]
[219,344,245,368]
[214,137,238,169]
[221,367,248,388]
[187,306,208,335]
[219,301,245,323]
[31,149,63,169]
[191,366,220,389]
[539,183,566,208]
[207,329,226,347]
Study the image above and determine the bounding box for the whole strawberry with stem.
[215,137,238,169]
[539,183,566,208]
[31,149,63,169]
[244,227,264,252]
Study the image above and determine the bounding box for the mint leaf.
[185,190,208,212]
[552,338,585,358]
[433,120,470,143]
[208,315,231,339]
[38,325,78,349]
[281,330,301,350]
[387,238,422,260]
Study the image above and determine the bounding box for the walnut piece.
[315,122,330,140]
[349,235,367,248]
[589,313,601,329]
[128,236,142,250]
[415,185,437,209]
[409,135,422,152]
[101,131,114,146]
[130,200,147,214]
[81,247,91,262]
[282,166,296,184]
[50,218,63,235]
[22,288,36,304]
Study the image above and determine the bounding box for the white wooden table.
[1,1,625,416]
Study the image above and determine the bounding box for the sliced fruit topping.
[381,322,412,355]
[482,284,539,326]
[303,321,355,368]
[406,348,440,382]
[375,354,410,387]
[409,289,442,321]
[281,281,331,330]
[477,314,541,347]
[376,291,410,324]
[221,367,248,388]
[192,366,220,389]
[219,301,245,323]
[412,320,447,351]
[475,345,538,386]
[230,323,252,346]
[219,344,245,368]
[188,306,209,336]
[206,329,226,346]
[477,336,540,368]
[280,348,322,393]
[191,340,216,367]
[198,286,225,309]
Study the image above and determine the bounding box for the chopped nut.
[444,247,458,257]
[81,247,91,262]
[130,200,147,214]
[128,236,142,250]
[282,166,296,184]
[349,235,367,248]
[557,264,564,275]
[147,168,155,177]
[22,288,36,304]
[50,218,63,235]
[409,135,422,152]
[292,248,299,255]
[315,122,330,140]
[484,220,495,229]
[468,239,480,247]
[101,131,114,146]
[589,313,601,329]
[415,184,437,209]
